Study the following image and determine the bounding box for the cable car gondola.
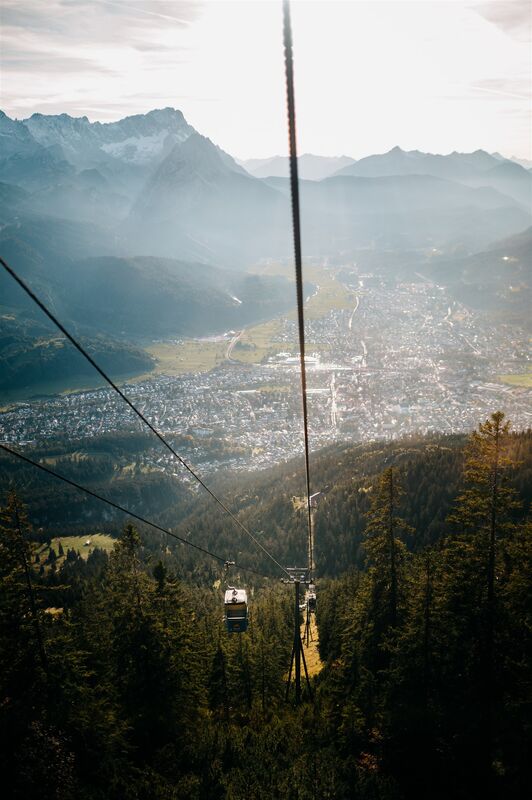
[224,587,248,633]
[307,583,316,612]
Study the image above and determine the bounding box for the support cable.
[282,0,313,580]
[0,256,289,578]
[0,443,267,578]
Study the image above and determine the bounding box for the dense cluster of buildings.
[2,271,530,479]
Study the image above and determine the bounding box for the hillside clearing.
[36,533,116,569]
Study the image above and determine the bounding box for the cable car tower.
[284,568,312,704]
[303,491,321,645]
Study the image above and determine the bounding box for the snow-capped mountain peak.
[18,107,195,169]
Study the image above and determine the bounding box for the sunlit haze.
[1,0,530,159]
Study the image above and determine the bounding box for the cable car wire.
[283,0,313,580]
[0,442,268,578]
[0,256,290,578]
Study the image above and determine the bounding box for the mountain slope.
[127,132,290,264]
[52,255,298,338]
[0,111,43,160]
[0,210,297,341]
[0,314,153,396]
[265,173,530,252]
[425,226,532,328]
[0,202,299,396]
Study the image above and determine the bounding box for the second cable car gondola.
[224,587,248,633]
[307,583,317,612]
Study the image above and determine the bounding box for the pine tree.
[209,641,229,719]
[363,466,412,635]
[0,491,54,795]
[0,491,48,672]
[448,411,521,787]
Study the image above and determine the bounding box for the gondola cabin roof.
[224,588,247,605]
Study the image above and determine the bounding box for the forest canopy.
[0,413,530,799]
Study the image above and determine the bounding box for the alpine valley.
[1,108,531,395]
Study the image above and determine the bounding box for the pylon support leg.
[285,642,295,701]
[299,634,313,700]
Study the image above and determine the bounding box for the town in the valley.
[2,267,530,482]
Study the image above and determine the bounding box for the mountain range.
[1,107,530,260]
[334,145,531,206]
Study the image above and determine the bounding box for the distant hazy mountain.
[128,132,290,262]
[509,155,532,171]
[262,172,531,253]
[335,145,500,179]
[239,153,356,180]
[335,146,532,208]
[425,226,532,329]
[491,151,532,169]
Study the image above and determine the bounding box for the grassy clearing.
[36,534,116,569]
[232,319,287,364]
[234,273,353,363]
[304,275,355,320]
[141,340,227,377]
[498,372,532,388]
[257,384,290,393]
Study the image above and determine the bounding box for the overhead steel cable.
[282,0,313,580]
[0,442,268,578]
[0,256,290,578]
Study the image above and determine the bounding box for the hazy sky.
[1,0,530,160]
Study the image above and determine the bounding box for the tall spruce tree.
[448,411,521,788]
[363,466,413,635]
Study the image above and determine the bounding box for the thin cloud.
[97,0,197,26]
[1,1,202,44]
[2,55,118,74]
[471,77,531,100]
[0,0,203,120]
[471,85,529,100]
[473,0,531,41]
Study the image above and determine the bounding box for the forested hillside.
[0,316,154,395]
[0,216,299,394]
[1,413,530,798]
[2,426,531,575]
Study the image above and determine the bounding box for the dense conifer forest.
[1,413,531,799]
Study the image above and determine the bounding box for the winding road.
[348,295,360,329]
[225,330,243,362]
